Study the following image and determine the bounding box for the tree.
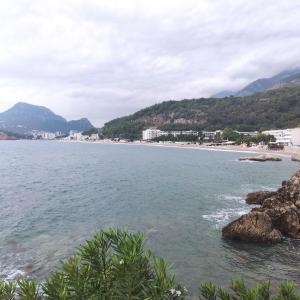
[221,128,240,141]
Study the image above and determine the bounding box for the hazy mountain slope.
[211,69,300,98]
[236,69,300,96]
[210,90,235,98]
[102,86,300,139]
[0,102,94,134]
[67,118,94,132]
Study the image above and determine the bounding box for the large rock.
[222,170,300,243]
[222,211,282,243]
[239,154,282,162]
[246,191,277,205]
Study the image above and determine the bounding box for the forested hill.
[102,86,300,139]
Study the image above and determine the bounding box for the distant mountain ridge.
[211,68,300,98]
[0,102,94,134]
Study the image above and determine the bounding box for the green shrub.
[0,229,300,299]
[199,279,300,300]
[0,229,186,299]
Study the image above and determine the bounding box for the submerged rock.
[239,154,282,162]
[222,170,300,243]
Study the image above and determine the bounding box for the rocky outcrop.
[222,170,300,243]
[222,211,282,243]
[239,154,282,162]
[246,191,277,205]
[291,154,300,162]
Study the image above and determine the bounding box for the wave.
[222,195,244,203]
[202,207,250,228]
[0,266,26,281]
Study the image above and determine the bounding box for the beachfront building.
[142,129,166,140]
[142,128,198,140]
[236,131,258,137]
[262,128,300,147]
[31,130,60,140]
[169,130,198,137]
[202,130,222,141]
[292,128,300,146]
[69,131,84,141]
[89,133,100,141]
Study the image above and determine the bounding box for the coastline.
[65,139,300,157]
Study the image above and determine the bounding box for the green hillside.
[102,86,300,140]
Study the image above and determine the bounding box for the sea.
[0,140,300,294]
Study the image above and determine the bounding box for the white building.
[69,131,83,141]
[236,131,258,137]
[89,134,99,141]
[142,129,165,140]
[169,130,198,137]
[142,128,198,140]
[202,130,222,140]
[263,128,300,147]
[291,128,300,146]
[31,130,57,140]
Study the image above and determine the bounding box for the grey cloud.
[0,0,300,126]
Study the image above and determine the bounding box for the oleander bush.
[0,229,186,299]
[199,279,300,300]
[0,229,299,299]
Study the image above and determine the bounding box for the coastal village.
[24,126,300,149]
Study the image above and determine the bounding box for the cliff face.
[222,170,300,243]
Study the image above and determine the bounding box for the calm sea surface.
[1,141,300,294]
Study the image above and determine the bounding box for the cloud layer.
[0,0,300,126]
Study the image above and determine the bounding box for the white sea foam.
[223,195,244,203]
[237,159,258,163]
[0,265,26,281]
[202,207,250,228]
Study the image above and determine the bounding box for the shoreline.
[64,139,300,157]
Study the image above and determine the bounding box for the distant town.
[19,126,300,150]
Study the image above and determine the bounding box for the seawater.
[0,140,300,293]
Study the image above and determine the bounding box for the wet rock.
[222,211,282,243]
[222,170,300,243]
[246,191,277,205]
[239,154,282,162]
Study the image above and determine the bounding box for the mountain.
[236,69,300,97]
[0,102,94,134]
[102,86,300,140]
[211,68,300,98]
[210,90,235,98]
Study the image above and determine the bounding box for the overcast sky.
[0,0,300,126]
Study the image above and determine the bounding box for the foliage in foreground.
[0,229,185,299]
[199,279,300,300]
[0,229,300,299]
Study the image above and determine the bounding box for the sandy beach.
[77,139,300,158]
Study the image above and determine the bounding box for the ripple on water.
[0,141,299,294]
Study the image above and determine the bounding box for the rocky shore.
[222,170,300,243]
[239,154,282,162]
